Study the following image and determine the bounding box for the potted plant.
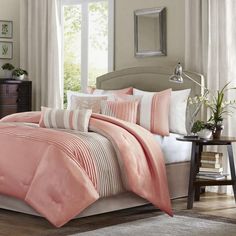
[1,63,15,78]
[12,68,28,80]
[205,83,236,138]
[189,82,236,139]
[191,120,214,139]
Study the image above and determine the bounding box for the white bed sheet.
[153,133,192,164]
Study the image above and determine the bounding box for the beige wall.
[115,0,185,70]
[0,0,20,77]
[0,0,185,77]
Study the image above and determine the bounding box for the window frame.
[61,0,114,92]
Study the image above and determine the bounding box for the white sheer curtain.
[20,0,63,110]
[185,0,236,194]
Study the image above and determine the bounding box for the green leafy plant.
[1,63,14,70]
[191,120,215,134]
[12,68,28,77]
[189,82,236,132]
[206,82,236,126]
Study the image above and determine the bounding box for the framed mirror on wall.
[134,7,167,57]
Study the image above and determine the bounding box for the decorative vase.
[4,70,12,79]
[15,75,25,80]
[198,129,212,139]
[212,125,224,139]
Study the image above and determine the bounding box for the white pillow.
[170,89,191,134]
[70,95,108,113]
[133,88,191,135]
[66,91,107,110]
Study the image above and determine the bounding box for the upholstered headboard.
[96,66,204,97]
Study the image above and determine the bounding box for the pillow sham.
[70,95,108,113]
[109,94,142,102]
[101,100,139,123]
[67,91,108,110]
[134,88,191,135]
[39,107,92,132]
[92,87,133,95]
[133,88,172,136]
[170,89,191,134]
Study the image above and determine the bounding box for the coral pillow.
[101,100,139,123]
[39,107,92,132]
[133,88,172,136]
[134,88,191,135]
[93,87,133,95]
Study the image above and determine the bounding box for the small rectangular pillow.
[133,88,172,136]
[70,95,108,113]
[39,107,92,132]
[101,100,139,123]
[93,87,133,95]
[66,91,107,110]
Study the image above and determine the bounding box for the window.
[62,0,114,104]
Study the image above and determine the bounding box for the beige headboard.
[96,66,204,97]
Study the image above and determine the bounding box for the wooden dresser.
[0,79,32,118]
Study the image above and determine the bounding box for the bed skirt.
[0,161,190,218]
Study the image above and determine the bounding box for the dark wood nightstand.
[0,79,32,118]
[176,136,236,209]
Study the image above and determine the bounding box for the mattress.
[153,133,192,164]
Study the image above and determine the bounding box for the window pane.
[88,1,108,87]
[63,5,82,105]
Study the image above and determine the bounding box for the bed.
[0,66,204,226]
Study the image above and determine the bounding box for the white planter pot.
[4,70,12,79]
[15,75,25,80]
[198,129,212,139]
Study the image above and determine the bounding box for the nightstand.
[0,79,32,118]
[176,136,236,209]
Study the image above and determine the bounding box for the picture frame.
[0,20,13,38]
[0,41,13,59]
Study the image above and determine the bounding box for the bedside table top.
[176,136,236,145]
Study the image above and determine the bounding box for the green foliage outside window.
[63,2,108,107]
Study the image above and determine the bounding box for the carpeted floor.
[0,205,236,236]
[73,214,236,236]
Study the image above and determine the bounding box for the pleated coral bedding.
[0,113,172,227]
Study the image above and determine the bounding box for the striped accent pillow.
[133,88,172,136]
[109,94,142,102]
[101,100,139,123]
[70,95,108,113]
[39,107,92,132]
[93,87,133,95]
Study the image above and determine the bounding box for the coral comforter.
[0,113,172,227]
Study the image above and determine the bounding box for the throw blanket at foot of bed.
[0,113,172,227]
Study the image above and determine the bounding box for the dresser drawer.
[0,84,18,97]
[0,105,18,118]
[0,80,32,118]
[0,96,18,105]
